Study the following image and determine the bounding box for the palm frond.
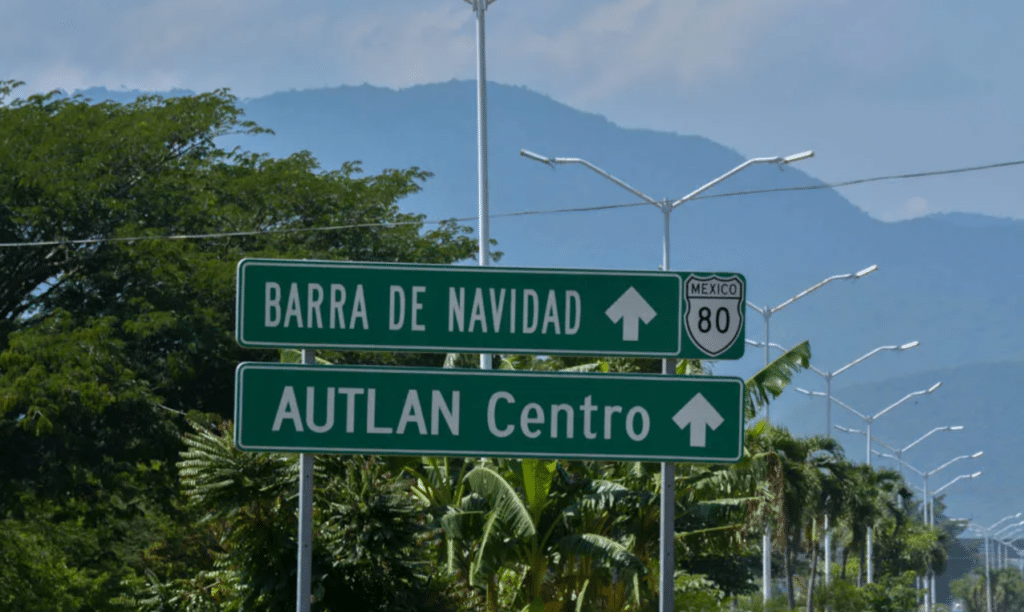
[556,533,647,576]
[466,466,537,541]
[520,459,557,520]
[745,340,811,419]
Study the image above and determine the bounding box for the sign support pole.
[660,357,676,612]
[660,207,675,612]
[296,348,315,612]
[471,0,494,372]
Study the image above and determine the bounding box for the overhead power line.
[0,158,1021,249]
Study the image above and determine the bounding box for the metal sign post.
[296,349,314,612]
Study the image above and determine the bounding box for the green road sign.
[235,259,746,359]
[234,363,745,463]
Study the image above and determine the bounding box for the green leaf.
[466,466,537,542]
[520,459,557,522]
[745,339,812,419]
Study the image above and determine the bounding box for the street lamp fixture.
[519,149,553,166]
[782,150,815,163]
[746,264,880,424]
[933,471,983,496]
[800,341,920,440]
[519,147,814,270]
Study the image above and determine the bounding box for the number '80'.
[698,306,730,334]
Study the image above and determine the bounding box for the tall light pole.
[966,523,996,612]
[901,456,985,611]
[519,148,813,272]
[800,382,942,468]
[802,341,920,441]
[851,421,964,600]
[931,472,984,523]
[971,514,1023,612]
[992,520,1024,570]
[998,526,1024,572]
[746,265,877,424]
[900,455,985,528]
[926,472,983,609]
[869,425,965,476]
[520,147,813,612]
[463,0,498,370]
[743,265,876,598]
[797,377,933,584]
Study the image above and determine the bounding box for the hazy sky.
[5,0,1023,222]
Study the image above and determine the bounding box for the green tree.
[0,81,478,609]
[759,428,843,609]
[164,419,477,611]
[952,567,1024,612]
[441,459,648,612]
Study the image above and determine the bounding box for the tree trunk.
[785,536,797,610]
[806,522,819,612]
[487,575,499,612]
[858,547,865,587]
[840,546,849,580]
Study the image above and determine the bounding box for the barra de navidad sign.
[235,259,746,359]
[234,364,746,463]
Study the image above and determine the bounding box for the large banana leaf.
[745,339,811,419]
[556,533,646,576]
[520,459,557,523]
[466,466,537,542]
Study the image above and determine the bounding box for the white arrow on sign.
[672,393,724,447]
[604,286,657,341]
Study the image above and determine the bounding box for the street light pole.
[804,341,920,442]
[870,426,966,476]
[902,458,985,611]
[925,472,983,608]
[797,375,932,584]
[463,0,498,371]
[992,520,1024,569]
[975,514,1023,612]
[745,265,877,425]
[992,521,1024,572]
[520,147,813,612]
[743,265,876,596]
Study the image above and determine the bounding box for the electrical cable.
[0,157,1021,248]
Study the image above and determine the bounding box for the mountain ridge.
[67,81,1023,528]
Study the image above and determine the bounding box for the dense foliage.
[0,83,970,611]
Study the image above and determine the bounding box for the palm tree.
[441,458,647,611]
[832,464,906,585]
[757,427,843,609]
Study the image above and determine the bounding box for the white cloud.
[880,195,931,222]
[4,0,813,99]
[493,0,812,107]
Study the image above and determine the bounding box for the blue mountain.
[75,81,1023,531]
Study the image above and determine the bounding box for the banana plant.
[441,459,646,612]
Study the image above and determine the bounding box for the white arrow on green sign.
[234,363,745,463]
[235,259,746,359]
